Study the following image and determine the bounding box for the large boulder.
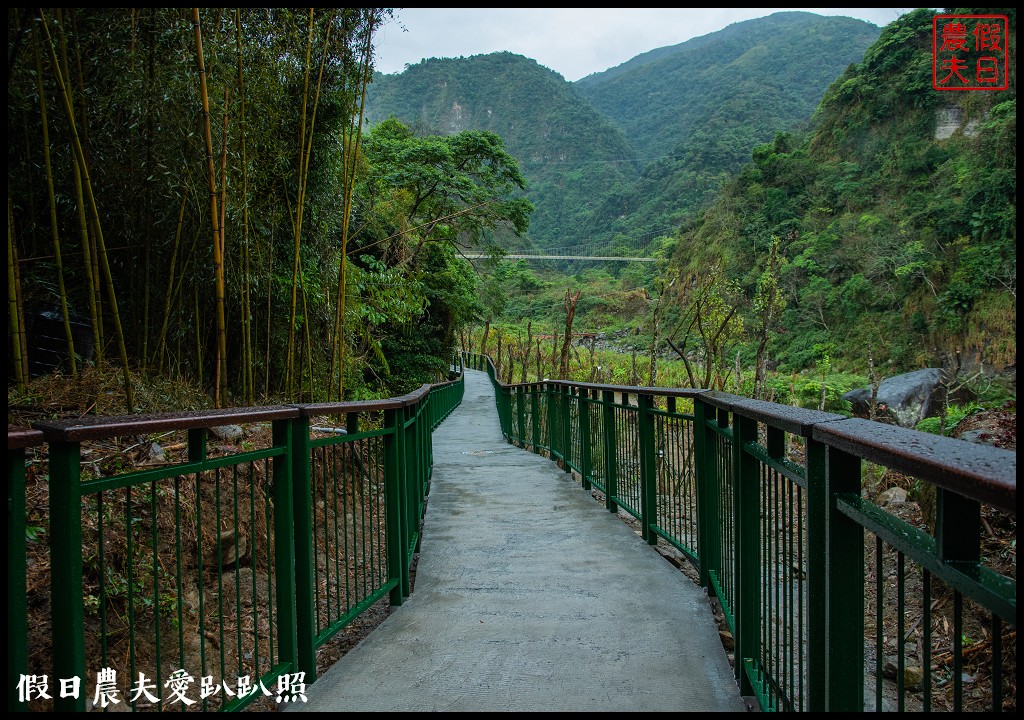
[842,368,946,428]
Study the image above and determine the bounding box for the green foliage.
[914,402,985,436]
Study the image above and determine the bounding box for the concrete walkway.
[291,370,745,712]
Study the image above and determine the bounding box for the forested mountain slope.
[668,8,1016,375]
[366,13,879,254]
[365,52,640,251]
[574,12,881,249]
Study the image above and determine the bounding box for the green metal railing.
[468,351,1016,713]
[7,359,464,712]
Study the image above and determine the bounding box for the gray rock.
[143,441,166,464]
[876,486,908,505]
[210,424,244,442]
[843,368,946,428]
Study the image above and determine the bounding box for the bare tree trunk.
[522,321,532,383]
[559,289,581,379]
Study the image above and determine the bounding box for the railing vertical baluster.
[290,413,317,679]
[602,390,618,514]
[638,393,657,545]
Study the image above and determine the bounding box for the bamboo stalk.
[286,10,316,398]
[41,10,134,411]
[333,9,377,401]
[156,192,189,372]
[57,9,101,369]
[192,7,228,408]
[67,10,104,357]
[236,9,254,404]
[8,196,28,392]
[33,26,77,376]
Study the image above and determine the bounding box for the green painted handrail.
[6,359,464,712]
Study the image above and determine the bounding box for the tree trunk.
[559,289,580,379]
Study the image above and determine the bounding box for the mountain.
[574,12,881,248]
[365,12,880,254]
[365,52,640,251]
[669,8,1016,374]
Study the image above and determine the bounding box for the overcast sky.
[371,8,920,82]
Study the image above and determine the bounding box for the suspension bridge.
[462,237,659,263]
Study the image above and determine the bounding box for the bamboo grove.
[9,8,527,409]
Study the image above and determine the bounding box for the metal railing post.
[271,418,299,678]
[399,405,413,599]
[290,414,317,679]
[602,389,618,514]
[384,408,406,606]
[531,386,541,453]
[733,412,760,696]
[693,395,717,589]
[638,393,657,545]
[516,386,527,447]
[807,437,863,711]
[7,445,28,712]
[561,384,573,473]
[579,388,593,490]
[547,382,559,462]
[48,439,86,712]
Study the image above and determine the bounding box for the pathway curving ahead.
[290,370,745,712]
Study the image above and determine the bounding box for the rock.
[218,528,248,566]
[718,629,734,651]
[210,424,244,442]
[142,441,166,464]
[876,486,908,505]
[843,368,946,428]
[882,659,924,690]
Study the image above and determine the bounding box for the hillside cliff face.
[366,52,640,250]
[672,9,1016,373]
[365,13,880,251]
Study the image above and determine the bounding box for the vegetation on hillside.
[7,8,531,411]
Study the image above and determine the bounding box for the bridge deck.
[291,371,744,712]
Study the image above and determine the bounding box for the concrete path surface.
[290,370,745,712]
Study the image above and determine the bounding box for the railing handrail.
[7,357,466,712]
[465,351,1017,515]
[465,348,1016,712]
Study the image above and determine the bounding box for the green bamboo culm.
[56,9,102,371]
[192,7,229,408]
[8,196,28,393]
[33,25,77,377]
[39,10,134,411]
